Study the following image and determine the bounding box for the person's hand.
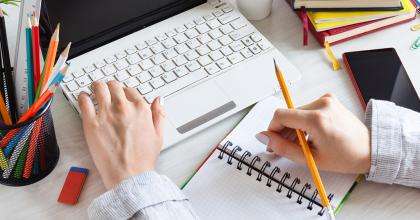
[78,81,165,189]
[255,94,370,174]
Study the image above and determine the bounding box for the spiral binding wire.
[218,141,335,216]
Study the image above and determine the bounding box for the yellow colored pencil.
[36,23,60,99]
[273,59,335,219]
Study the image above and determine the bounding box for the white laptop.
[16,0,301,149]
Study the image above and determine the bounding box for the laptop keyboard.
[62,4,273,104]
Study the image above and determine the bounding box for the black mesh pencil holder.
[0,99,59,186]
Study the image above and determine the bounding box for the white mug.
[237,0,273,21]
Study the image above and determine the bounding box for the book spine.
[217,141,335,216]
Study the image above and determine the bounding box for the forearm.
[88,171,198,220]
[365,99,420,188]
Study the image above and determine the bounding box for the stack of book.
[288,0,417,45]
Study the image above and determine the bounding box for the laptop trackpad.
[165,81,236,134]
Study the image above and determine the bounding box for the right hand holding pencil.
[78,81,165,189]
[256,94,371,174]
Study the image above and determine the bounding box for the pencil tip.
[62,42,71,57]
[0,8,4,18]
[27,16,32,27]
[53,23,60,39]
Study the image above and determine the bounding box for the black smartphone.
[343,48,420,112]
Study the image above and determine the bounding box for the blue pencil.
[49,63,69,86]
[26,17,34,106]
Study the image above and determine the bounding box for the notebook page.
[183,96,357,219]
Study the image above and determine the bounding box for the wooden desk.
[0,1,419,219]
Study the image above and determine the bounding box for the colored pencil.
[43,43,71,93]
[31,14,41,92]
[19,85,56,124]
[0,8,17,123]
[49,63,69,87]
[23,118,42,179]
[0,90,11,125]
[273,59,335,220]
[36,23,60,99]
[26,17,35,105]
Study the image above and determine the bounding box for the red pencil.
[31,14,41,91]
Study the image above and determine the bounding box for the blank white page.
[183,96,357,219]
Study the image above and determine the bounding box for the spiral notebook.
[182,96,359,219]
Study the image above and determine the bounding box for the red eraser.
[58,167,89,205]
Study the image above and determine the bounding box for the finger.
[299,93,335,110]
[107,81,127,106]
[92,81,111,112]
[255,131,305,164]
[78,92,96,122]
[151,97,165,137]
[123,87,144,103]
[268,108,314,133]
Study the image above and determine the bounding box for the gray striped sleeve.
[365,99,420,188]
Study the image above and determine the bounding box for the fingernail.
[266,146,274,152]
[255,133,269,146]
[159,96,165,106]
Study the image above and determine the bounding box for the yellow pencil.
[36,23,60,99]
[273,59,335,220]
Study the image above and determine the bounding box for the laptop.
[17,0,301,149]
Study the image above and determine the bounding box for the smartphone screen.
[344,48,420,112]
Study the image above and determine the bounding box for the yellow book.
[308,0,414,31]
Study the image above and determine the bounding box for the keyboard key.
[162,72,177,83]
[162,38,177,49]
[185,50,199,61]
[218,13,240,24]
[73,71,85,78]
[146,38,158,46]
[127,53,142,65]
[127,65,142,76]
[209,50,224,61]
[115,71,130,81]
[137,83,153,95]
[105,55,117,64]
[218,35,233,46]
[156,34,168,42]
[163,48,178,59]
[216,58,232,69]
[209,29,223,39]
[242,37,254,46]
[166,30,177,37]
[149,66,164,77]
[173,55,188,66]
[114,59,129,70]
[73,87,92,100]
[144,69,208,103]
[151,53,167,65]
[66,81,79,92]
[174,43,189,54]
[125,48,137,55]
[249,44,262,54]
[241,48,254,58]
[230,18,247,30]
[83,65,96,73]
[101,76,116,83]
[251,33,262,42]
[115,51,127,59]
[185,29,199,39]
[150,43,165,54]
[139,59,154,70]
[258,41,271,50]
[186,39,201,49]
[220,46,233,56]
[125,77,140,88]
[102,65,117,76]
[222,6,233,13]
[198,55,212,66]
[207,19,221,29]
[174,66,189,77]
[230,41,245,52]
[150,77,165,89]
[176,26,187,33]
[138,48,153,59]
[63,74,74,83]
[94,60,106,68]
[213,9,224,17]
[185,22,196,29]
[230,27,254,41]
[196,45,211,56]
[185,60,201,72]
[227,52,244,64]
[220,25,234,35]
[161,60,176,72]
[135,42,148,50]
[207,40,222,50]
[174,34,188,44]
[196,24,210,34]
[89,69,105,81]
[76,75,92,87]
[137,72,152,83]
[197,34,212,44]
[194,17,206,25]
[205,63,220,75]
[203,14,216,21]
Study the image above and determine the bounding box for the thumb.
[151,97,166,137]
[255,131,305,165]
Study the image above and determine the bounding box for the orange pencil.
[273,59,335,220]
[0,91,11,125]
[19,86,55,124]
[36,24,60,99]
